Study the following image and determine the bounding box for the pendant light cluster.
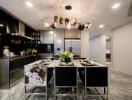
[50,16,91,30]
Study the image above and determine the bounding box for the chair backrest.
[86,67,108,87]
[55,67,77,86]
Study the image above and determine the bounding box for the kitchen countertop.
[24,59,107,87]
[47,60,106,68]
[0,55,37,59]
[25,59,106,68]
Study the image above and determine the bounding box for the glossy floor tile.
[109,70,132,100]
[0,70,132,100]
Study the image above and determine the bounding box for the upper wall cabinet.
[25,25,34,36]
[65,29,81,39]
[0,9,19,33]
[40,31,54,44]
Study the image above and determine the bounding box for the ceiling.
[0,0,132,37]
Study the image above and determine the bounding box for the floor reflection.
[0,70,132,100]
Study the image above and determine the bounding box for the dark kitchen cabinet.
[0,9,19,33]
[0,55,36,89]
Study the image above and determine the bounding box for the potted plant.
[26,48,32,55]
[60,51,73,63]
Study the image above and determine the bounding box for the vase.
[3,46,10,56]
[65,58,71,63]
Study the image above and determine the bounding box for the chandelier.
[49,16,91,30]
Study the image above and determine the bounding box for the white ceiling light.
[112,3,120,9]
[99,24,104,28]
[70,19,76,25]
[49,31,54,35]
[67,24,71,29]
[25,1,33,7]
[44,22,50,27]
[0,24,4,27]
[88,23,92,28]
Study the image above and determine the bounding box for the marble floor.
[0,70,132,100]
[109,70,132,100]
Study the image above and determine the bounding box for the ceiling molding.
[111,20,132,32]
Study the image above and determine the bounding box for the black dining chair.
[85,67,108,100]
[54,67,78,100]
[78,68,85,85]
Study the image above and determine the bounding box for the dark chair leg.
[104,87,106,94]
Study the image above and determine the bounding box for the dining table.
[24,59,107,86]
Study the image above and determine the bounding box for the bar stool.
[24,61,47,100]
[54,67,78,100]
[85,67,108,100]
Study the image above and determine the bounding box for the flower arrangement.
[26,48,32,55]
[60,51,73,63]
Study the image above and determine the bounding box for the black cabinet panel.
[0,9,19,33]
[86,67,108,87]
[9,56,36,87]
[55,67,77,86]
[0,55,36,89]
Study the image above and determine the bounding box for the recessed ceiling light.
[25,1,33,7]
[0,24,4,27]
[112,3,120,9]
[99,24,104,28]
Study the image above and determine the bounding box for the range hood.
[18,22,33,40]
[19,22,25,36]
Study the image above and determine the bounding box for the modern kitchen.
[0,0,132,100]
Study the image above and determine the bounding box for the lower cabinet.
[0,55,36,89]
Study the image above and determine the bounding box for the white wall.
[65,29,80,38]
[54,29,64,55]
[89,35,106,64]
[81,30,89,59]
[112,22,132,76]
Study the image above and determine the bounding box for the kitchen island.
[24,59,108,99]
[24,59,107,85]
